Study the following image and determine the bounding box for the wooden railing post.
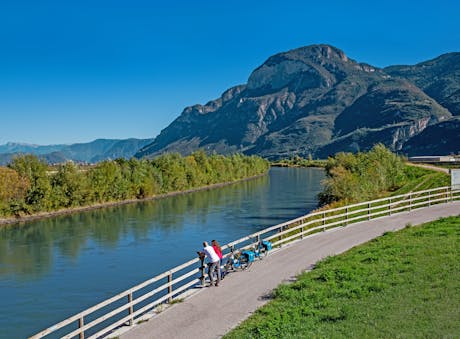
[128,292,134,326]
[388,198,392,216]
[199,255,205,287]
[368,202,371,220]
[409,193,412,211]
[428,191,431,206]
[167,272,173,303]
[322,212,326,231]
[345,207,349,226]
[79,317,84,339]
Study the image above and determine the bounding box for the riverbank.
[0,172,267,226]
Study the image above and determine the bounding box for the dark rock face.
[401,117,460,156]
[137,45,459,159]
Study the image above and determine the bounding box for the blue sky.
[1,0,459,145]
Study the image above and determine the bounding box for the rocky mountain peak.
[247,44,354,93]
[136,45,459,160]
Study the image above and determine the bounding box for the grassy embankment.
[391,165,450,195]
[269,146,451,247]
[225,216,460,338]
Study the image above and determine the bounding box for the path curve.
[119,201,460,339]
[406,162,450,174]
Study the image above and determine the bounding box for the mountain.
[0,142,65,155]
[401,117,460,155]
[0,138,154,165]
[385,53,460,116]
[136,45,457,159]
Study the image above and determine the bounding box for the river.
[0,167,324,338]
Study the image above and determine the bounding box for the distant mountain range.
[0,138,153,165]
[136,44,460,159]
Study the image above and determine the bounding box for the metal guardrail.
[29,186,460,338]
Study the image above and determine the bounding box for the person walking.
[202,241,221,286]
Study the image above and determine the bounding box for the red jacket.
[212,245,223,259]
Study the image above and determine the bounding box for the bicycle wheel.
[240,256,252,270]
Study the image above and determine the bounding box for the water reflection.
[0,168,324,338]
[0,175,269,280]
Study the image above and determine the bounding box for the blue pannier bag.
[242,250,255,262]
[262,240,272,251]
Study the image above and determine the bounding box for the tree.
[9,154,52,212]
[0,167,30,216]
[50,162,86,208]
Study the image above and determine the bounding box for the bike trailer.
[242,250,255,262]
[262,240,272,251]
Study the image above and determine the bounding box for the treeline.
[318,144,406,205]
[272,155,327,168]
[0,151,269,218]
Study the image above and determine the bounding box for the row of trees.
[318,144,406,205]
[272,155,327,168]
[0,151,269,217]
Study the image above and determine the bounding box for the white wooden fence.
[29,185,460,338]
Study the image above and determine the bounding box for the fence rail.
[29,185,460,339]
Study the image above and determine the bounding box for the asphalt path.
[119,201,460,339]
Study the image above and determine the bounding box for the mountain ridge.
[136,44,458,159]
[0,138,154,165]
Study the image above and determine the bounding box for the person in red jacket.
[212,239,223,279]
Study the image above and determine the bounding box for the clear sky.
[1,0,459,145]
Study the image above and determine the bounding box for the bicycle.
[223,249,253,274]
[253,240,272,259]
[222,240,272,277]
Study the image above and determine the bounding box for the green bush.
[319,145,411,205]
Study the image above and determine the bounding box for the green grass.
[391,165,450,196]
[224,216,460,339]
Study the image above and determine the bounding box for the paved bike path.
[119,202,460,339]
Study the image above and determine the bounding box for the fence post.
[409,193,412,211]
[168,272,173,303]
[279,226,284,242]
[198,254,206,287]
[345,207,349,226]
[428,191,431,206]
[322,212,326,231]
[78,317,84,339]
[446,187,449,203]
[368,202,371,220]
[388,198,392,216]
[128,292,134,326]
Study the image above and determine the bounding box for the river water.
[0,167,324,338]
